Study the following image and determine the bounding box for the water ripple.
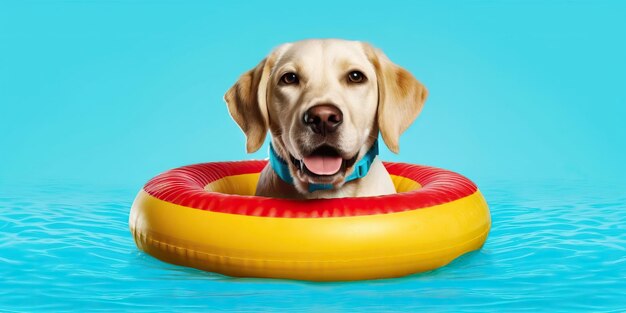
[0,180,625,312]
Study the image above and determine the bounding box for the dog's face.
[266,40,380,188]
[225,39,427,194]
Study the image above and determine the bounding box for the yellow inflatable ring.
[129,161,491,281]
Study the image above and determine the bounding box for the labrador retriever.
[225,39,427,199]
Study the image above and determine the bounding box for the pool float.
[129,160,490,281]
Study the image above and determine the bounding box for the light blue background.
[1,1,625,188]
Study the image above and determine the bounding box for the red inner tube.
[143,161,477,218]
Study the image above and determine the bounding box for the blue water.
[1,180,624,312]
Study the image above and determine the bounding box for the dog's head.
[225,39,427,193]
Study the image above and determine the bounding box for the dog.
[225,39,428,199]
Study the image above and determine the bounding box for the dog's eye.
[280,72,299,85]
[347,71,366,83]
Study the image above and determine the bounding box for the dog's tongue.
[302,155,342,175]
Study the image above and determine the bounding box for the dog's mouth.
[290,145,358,178]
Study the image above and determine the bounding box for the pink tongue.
[302,155,343,175]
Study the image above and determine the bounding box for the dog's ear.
[224,56,274,153]
[363,43,428,154]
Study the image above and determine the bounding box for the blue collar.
[269,140,379,192]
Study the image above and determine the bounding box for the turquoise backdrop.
[2,1,624,188]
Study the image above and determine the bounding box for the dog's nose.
[303,105,343,135]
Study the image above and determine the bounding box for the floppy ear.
[224,58,273,153]
[363,43,428,154]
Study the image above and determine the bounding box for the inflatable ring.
[129,161,490,281]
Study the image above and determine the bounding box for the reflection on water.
[1,180,625,311]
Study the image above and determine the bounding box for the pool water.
[1,180,625,312]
